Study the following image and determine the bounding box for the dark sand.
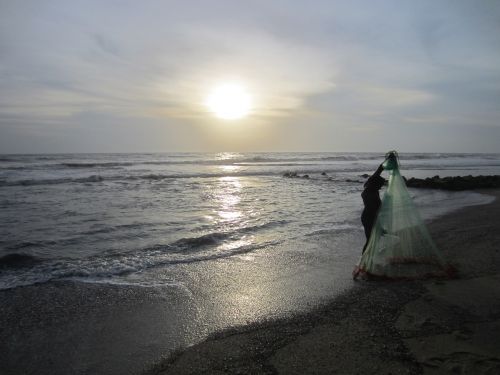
[148,190,500,375]
[2,191,500,375]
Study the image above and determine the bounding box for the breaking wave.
[0,253,42,269]
[0,169,356,187]
[0,221,286,289]
[61,162,135,168]
[0,240,279,290]
[0,175,104,187]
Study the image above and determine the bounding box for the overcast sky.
[1,0,500,153]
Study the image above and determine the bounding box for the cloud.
[155,28,337,119]
[1,0,500,152]
[1,4,338,124]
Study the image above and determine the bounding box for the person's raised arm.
[374,163,384,176]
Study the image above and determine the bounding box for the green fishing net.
[354,151,454,280]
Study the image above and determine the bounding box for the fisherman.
[361,152,396,253]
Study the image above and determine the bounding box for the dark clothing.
[361,172,385,253]
[361,189,381,237]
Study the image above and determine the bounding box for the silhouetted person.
[361,164,385,253]
[361,155,394,255]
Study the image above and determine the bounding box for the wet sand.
[148,190,500,375]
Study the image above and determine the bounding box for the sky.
[1,0,500,153]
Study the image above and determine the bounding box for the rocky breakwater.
[405,175,500,191]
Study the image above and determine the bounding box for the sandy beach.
[148,190,500,375]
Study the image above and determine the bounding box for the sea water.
[1,152,499,290]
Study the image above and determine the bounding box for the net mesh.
[354,151,454,280]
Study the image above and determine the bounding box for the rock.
[283,172,311,179]
[405,175,500,190]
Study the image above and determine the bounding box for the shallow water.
[1,152,498,289]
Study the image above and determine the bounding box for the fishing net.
[353,151,455,280]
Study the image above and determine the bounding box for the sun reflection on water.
[219,165,241,173]
[215,176,243,224]
[210,176,255,253]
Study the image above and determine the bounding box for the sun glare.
[205,83,252,120]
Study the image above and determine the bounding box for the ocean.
[1,152,499,291]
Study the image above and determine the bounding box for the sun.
[205,83,252,120]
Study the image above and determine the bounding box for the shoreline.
[147,190,500,375]
[1,190,499,375]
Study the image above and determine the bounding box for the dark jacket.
[361,170,385,239]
